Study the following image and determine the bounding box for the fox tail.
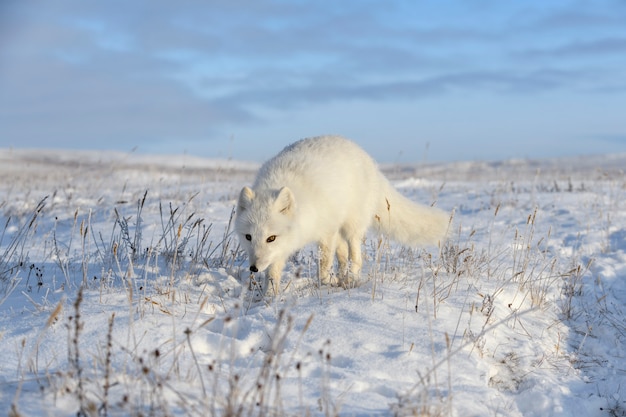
[374,177,450,247]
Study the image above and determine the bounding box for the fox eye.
[266,235,276,243]
[245,234,252,241]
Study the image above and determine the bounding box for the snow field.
[0,150,624,416]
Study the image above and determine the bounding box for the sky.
[1,0,626,163]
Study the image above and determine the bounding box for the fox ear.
[237,186,255,212]
[274,187,295,215]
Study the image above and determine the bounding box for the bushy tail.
[374,178,449,247]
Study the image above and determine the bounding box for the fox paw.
[319,273,337,287]
[338,272,360,289]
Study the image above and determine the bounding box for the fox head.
[234,186,296,274]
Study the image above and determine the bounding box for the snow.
[1,150,625,416]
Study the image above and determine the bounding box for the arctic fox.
[235,135,449,294]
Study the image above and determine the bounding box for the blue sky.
[1,0,626,163]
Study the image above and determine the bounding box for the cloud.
[0,2,262,149]
[1,0,626,153]
[520,37,626,59]
[595,134,626,144]
[0,37,255,149]
[524,7,626,32]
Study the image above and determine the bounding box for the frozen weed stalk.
[1,196,47,287]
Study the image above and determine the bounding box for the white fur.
[235,135,449,293]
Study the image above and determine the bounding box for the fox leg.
[336,238,349,279]
[319,233,339,285]
[339,219,365,287]
[345,237,363,286]
[267,260,285,295]
[349,236,363,275]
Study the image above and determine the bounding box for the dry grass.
[1,161,623,416]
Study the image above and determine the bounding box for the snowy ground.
[0,148,625,416]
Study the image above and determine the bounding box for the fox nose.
[250,265,258,273]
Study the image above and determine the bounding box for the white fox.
[235,135,449,294]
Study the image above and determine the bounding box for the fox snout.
[247,256,270,274]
